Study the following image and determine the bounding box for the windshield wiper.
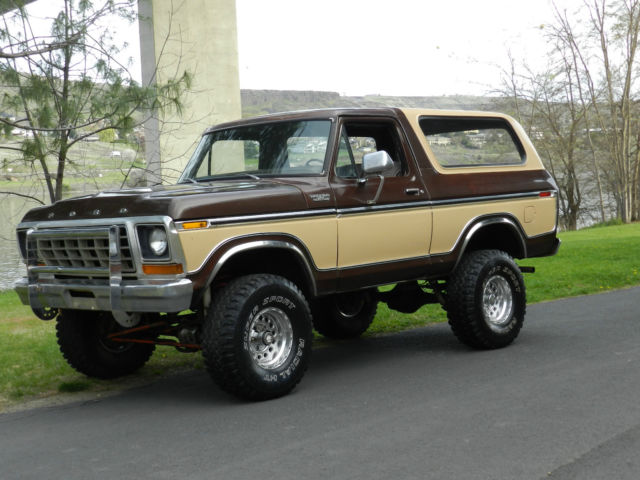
[239,172,261,180]
[182,172,262,183]
[206,172,262,181]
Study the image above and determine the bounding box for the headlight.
[137,225,170,260]
[149,228,168,256]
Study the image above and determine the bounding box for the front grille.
[35,227,135,274]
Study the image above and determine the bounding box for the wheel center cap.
[263,332,275,345]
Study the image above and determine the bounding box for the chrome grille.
[35,227,135,274]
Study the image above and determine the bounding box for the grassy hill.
[241,89,502,117]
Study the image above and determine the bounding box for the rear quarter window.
[419,117,525,168]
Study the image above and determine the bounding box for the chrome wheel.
[482,275,514,328]
[247,307,294,370]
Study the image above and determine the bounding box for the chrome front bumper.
[16,222,192,314]
[15,277,193,313]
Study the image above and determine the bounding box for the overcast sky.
[21,0,586,97]
[235,0,585,96]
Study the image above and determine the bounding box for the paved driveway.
[1,287,639,479]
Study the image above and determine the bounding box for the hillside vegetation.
[241,89,500,117]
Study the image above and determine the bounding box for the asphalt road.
[1,287,639,479]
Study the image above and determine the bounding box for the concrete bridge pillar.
[138,0,241,183]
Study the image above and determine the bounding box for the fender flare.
[195,233,321,297]
[453,215,527,270]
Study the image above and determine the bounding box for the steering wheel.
[305,159,324,167]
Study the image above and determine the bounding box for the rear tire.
[56,309,155,379]
[446,249,526,349]
[312,290,377,339]
[202,274,313,400]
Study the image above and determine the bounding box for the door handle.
[405,188,424,195]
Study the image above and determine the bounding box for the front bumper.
[15,277,193,313]
[16,219,193,315]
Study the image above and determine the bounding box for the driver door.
[329,117,432,290]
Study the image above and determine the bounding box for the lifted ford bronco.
[15,108,560,400]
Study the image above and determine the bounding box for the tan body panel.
[337,207,432,267]
[178,196,556,276]
[179,216,338,273]
[431,197,557,254]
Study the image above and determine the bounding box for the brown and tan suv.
[15,108,560,400]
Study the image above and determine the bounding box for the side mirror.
[359,150,394,205]
[362,150,394,175]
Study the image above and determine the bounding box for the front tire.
[446,249,526,349]
[202,274,313,400]
[56,309,155,379]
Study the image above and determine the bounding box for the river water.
[0,194,33,291]
[0,184,120,292]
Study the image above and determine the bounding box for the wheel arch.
[195,234,321,302]
[455,215,527,268]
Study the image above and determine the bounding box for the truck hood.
[21,181,310,223]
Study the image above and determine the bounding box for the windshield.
[179,120,332,182]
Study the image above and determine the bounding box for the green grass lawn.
[517,223,640,303]
[0,298,204,411]
[1,222,639,410]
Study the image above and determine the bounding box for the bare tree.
[552,0,640,223]
[498,55,588,230]
[499,0,640,226]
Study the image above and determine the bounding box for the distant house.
[467,133,486,146]
[428,135,452,146]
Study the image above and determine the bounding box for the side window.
[419,117,525,167]
[335,121,407,178]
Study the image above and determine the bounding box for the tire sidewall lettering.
[486,263,522,294]
[241,288,308,385]
[261,338,306,383]
[262,295,296,310]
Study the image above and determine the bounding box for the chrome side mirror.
[362,150,394,175]
[359,150,394,205]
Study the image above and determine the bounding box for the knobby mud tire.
[56,309,155,379]
[202,274,313,401]
[446,249,526,349]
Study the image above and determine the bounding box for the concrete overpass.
[138,0,241,183]
[1,0,242,183]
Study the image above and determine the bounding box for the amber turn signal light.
[181,221,208,229]
[142,264,184,275]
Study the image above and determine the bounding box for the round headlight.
[149,228,168,256]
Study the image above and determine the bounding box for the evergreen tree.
[0,0,190,203]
